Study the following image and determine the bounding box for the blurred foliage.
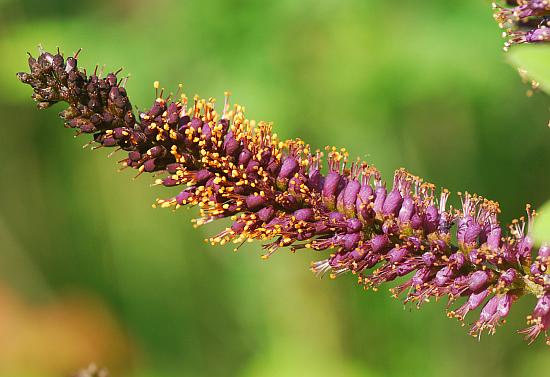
[506,44,550,244]
[0,284,133,376]
[1,0,549,377]
[509,45,550,94]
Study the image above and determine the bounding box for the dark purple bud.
[65,57,77,72]
[166,163,181,174]
[278,156,299,179]
[308,169,322,191]
[131,131,147,144]
[53,55,64,68]
[258,206,276,223]
[195,169,214,184]
[435,266,454,286]
[189,117,202,131]
[411,267,431,286]
[246,160,260,174]
[449,253,466,270]
[128,151,141,162]
[397,264,415,277]
[102,136,117,147]
[231,220,246,233]
[27,54,37,69]
[411,213,423,230]
[486,226,501,250]
[387,247,408,263]
[78,122,95,133]
[328,211,346,224]
[322,172,342,211]
[432,239,449,253]
[478,295,499,323]
[108,87,121,102]
[280,194,299,210]
[496,293,513,319]
[258,149,272,167]
[398,195,415,223]
[313,221,329,234]
[499,268,517,286]
[293,208,314,222]
[373,185,387,213]
[407,236,422,251]
[371,234,389,254]
[382,188,403,216]
[177,115,191,132]
[382,219,399,235]
[424,205,439,234]
[52,53,64,66]
[349,249,365,262]
[176,190,193,205]
[217,118,229,134]
[143,158,158,172]
[245,194,266,211]
[344,232,362,250]
[422,252,436,266]
[457,216,473,245]
[451,274,469,291]
[161,176,180,187]
[102,73,115,87]
[147,145,166,158]
[342,180,360,218]
[469,289,489,309]
[238,149,253,167]
[469,270,490,293]
[356,183,374,222]
[463,223,481,245]
[223,132,241,157]
[468,249,481,264]
[454,289,489,320]
[201,123,213,142]
[39,52,54,65]
[113,127,128,139]
[346,218,362,233]
[266,157,281,176]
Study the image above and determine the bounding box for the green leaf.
[534,199,550,245]
[508,44,550,95]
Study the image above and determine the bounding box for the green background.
[0,0,549,376]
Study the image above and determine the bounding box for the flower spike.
[17,46,550,346]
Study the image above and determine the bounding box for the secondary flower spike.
[493,0,550,50]
[17,48,550,345]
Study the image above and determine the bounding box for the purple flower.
[519,293,550,345]
[17,47,550,346]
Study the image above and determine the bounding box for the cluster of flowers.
[493,0,550,50]
[17,48,550,345]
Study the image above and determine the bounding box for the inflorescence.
[494,0,550,50]
[16,37,549,345]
